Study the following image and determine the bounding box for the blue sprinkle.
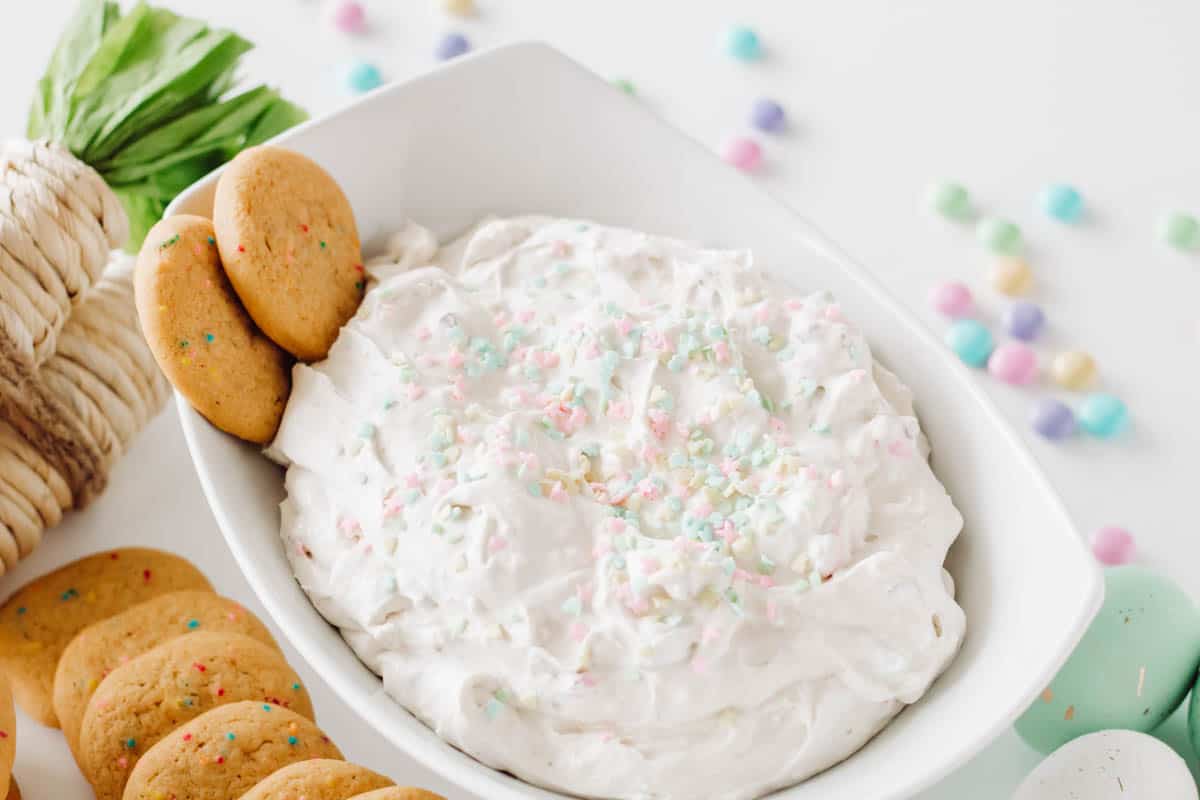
[186,619,200,630]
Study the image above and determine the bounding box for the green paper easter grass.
[27,0,307,249]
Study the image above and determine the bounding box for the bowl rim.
[170,40,1103,800]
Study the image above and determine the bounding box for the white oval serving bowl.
[168,42,1102,800]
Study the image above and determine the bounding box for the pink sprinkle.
[766,600,778,622]
[578,672,598,688]
[647,409,671,440]
[608,518,626,533]
[824,305,843,322]
[753,303,771,323]
[887,440,911,458]
[694,501,713,518]
[331,0,366,33]
[713,341,731,363]
[805,465,820,480]
[1091,525,1136,565]
[488,535,509,553]
[569,622,589,642]
[719,522,737,543]
[640,557,661,573]
[828,470,846,490]
[691,655,708,674]
[447,350,465,369]
[404,472,421,489]
[758,576,776,588]
[551,240,571,257]
[118,757,128,769]
[601,730,616,743]
[182,733,193,742]
[493,312,508,327]
[536,350,561,369]
[417,354,439,368]
[436,477,457,495]
[702,625,721,644]
[627,596,650,615]
[785,298,804,311]
[517,310,535,323]
[407,384,426,400]
[607,400,630,420]
[617,317,634,336]
[768,417,786,434]
[416,325,432,341]
[582,341,602,359]
[520,451,540,471]
[722,137,763,172]
[550,482,569,503]
[592,539,613,559]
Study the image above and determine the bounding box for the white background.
[2,1,1199,797]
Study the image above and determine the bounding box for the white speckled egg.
[1014,730,1197,800]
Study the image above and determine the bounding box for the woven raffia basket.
[0,1,303,574]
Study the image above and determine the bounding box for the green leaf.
[27,0,119,140]
[243,97,309,149]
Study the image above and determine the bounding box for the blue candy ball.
[1078,394,1128,438]
[1004,301,1046,341]
[1041,184,1084,223]
[436,32,471,61]
[1031,399,1076,440]
[725,25,762,61]
[345,60,382,93]
[750,98,786,132]
[945,319,994,367]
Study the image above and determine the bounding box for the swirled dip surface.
[271,217,965,800]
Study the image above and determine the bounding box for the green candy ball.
[1161,212,1200,251]
[927,181,971,220]
[977,217,1022,254]
[1015,566,1200,754]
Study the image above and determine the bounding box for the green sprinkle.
[179,340,189,348]
[288,735,299,745]
[16,607,25,615]
[292,683,302,691]
[125,738,136,749]
[159,234,180,249]
[355,280,365,290]
[60,588,78,601]
[262,704,271,711]
[204,333,214,343]
[186,619,200,629]
[206,236,215,245]
[360,423,377,438]
[319,240,327,249]
[226,732,236,741]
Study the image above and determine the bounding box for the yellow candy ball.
[439,0,475,15]
[1052,351,1097,390]
[989,259,1033,295]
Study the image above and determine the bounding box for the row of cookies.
[0,548,442,799]
[135,146,367,444]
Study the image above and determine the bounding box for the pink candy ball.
[929,282,974,318]
[332,1,366,33]
[723,138,763,172]
[1091,525,1135,565]
[987,341,1037,385]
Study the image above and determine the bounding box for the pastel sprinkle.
[1039,184,1084,222]
[288,735,299,745]
[1091,525,1135,566]
[977,218,1022,254]
[226,732,236,741]
[125,738,136,749]
[345,60,383,93]
[724,25,762,61]
[927,181,970,221]
[435,32,471,60]
[1160,212,1199,250]
[722,137,762,172]
[186,619,200,629]
[750,98,786,132]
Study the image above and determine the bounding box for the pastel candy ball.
[439,0,476,16]
[989,259,1033,296]
[1030,399,1075,440]
[331,1,366,33]
[1078,393,1128,438]
[926,181,970,220]
[345,60,382,93]
[1040,184,1084,223]
[1050,351,1096,390]
[1003,301,1045,341]
[750,98,786,132]
[724,25,763,61]
[928,282,973,318]
[723,138,763,172]
[987,342,1037,385]
[1161,212,1200,250]
[436,32,471,60]
[977,217,1022,254]
[1014,730,1198,800]
[1091,526,1135,566]
[1014,566,1200,754]
[945,319,994,367]
[613,78,636,96]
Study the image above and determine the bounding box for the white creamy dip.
[270,217,965,800]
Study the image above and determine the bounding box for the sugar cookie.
[135,215,293,444]
[0,548,210,725]
[214,146,364,361]
[79,632,311,800]
[123,701,341,800]
[349,789,447,800]
[54,590,277,757]
[238,759,393,799]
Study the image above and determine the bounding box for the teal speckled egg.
[1015,566,1200,754]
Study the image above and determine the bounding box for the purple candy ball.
[1003,301,1045,341]
[435,32,471,60]
[751,98,786,133]
[1031,398,1075,440]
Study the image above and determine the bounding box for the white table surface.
[2,1,1199,797]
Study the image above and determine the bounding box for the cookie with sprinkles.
[54,590,278,759]
[0,548,210,726]
[0,674,13,800]
[213,146,365,361]
[237,759,394,800]
[348,789,447,800]
[123,700,341,800]
[78,632,312,800]
[135,215,293,444]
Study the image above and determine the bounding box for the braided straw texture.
[0,140,168,575]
